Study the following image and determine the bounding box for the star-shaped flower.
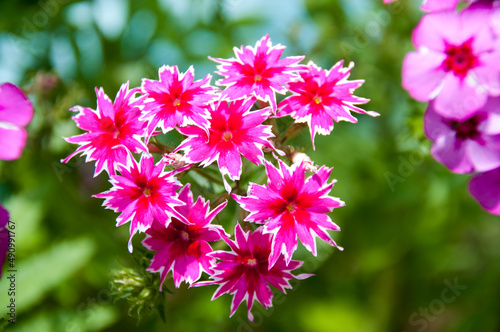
[233,160,344,268]
[62,82,148,176]
[210,34,304,112]
[143,184,228,288]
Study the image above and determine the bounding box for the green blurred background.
[1,0,500,331]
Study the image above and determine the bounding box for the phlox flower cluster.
[62,35,377,320]
[397,1,500,214]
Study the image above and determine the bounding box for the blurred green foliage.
[1,0,500,331]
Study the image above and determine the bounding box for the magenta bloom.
[210,34,304,112]
[63,82,148,176]
[233,161,344,268]
[469,167,500,215]
[95,154,187,251]
[278,60,377,148]
[403,7,500,120]
[0,83,33,160]
[142,184,227,288]
[195,225,312,321]
[0,204,9,277]
[141,65,218,137]
[424,97,500,173]
[174,98,274,185]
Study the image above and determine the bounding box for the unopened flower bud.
[291,152,318,173]
[162,153,186,169]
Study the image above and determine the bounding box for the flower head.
[278,60,376,149]
[142,184,228,288]
[141,65,218,138]
[94,154,187,252]
[194,224,312,321]
[469,167,500,215]
[0,83,33,160]
[424,96,500,173]
[62,82,148,176]
[174,98,274,185]
[402,7,500,120]
[233,160,344,268]
[210,34,304,112]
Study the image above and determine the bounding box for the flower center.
[449,114,483,140]
[313,96,322,104]
[286,203,296,213]
[222,130,233,141]
[254,74,262,82]
[143,187,152,197]
[246,258,258,267]
[180,230,190,241]
[173,99,181,107]
[443,39,478,78]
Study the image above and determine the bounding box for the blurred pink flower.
[403,7,500,120]
[0,83,33,160]
[141,65,218,138]
[143,184,227,288]
[210,34,304,112]
[278,60,376,149]
[469,167,500,214]
[233,160,344,268]
[95,154,188,252]
[174,98,274,186]
[62,82,148,176]
[194,224,312,321]
[424,97,500,173]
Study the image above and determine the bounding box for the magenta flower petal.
[210,34,304,112]
[0,83,33,161]
[142,184,228,288]
[62,82,148,176]
[175,98,274,182]
[194,225,312,321]
[469,167,500,215]
[278,60,376,149]
[141,65,218,137]
[233,160,344,268]
[94,154,187,252]
[424,97,500,173]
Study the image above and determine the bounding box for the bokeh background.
[1,0,500,331]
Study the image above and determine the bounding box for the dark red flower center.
[286,203,296,213]
[448,113,484,140]
[238,255,258,267]
[180,230,190,241]
[222,130,233,141]
[442,39,478,78]
[143,187,152,197]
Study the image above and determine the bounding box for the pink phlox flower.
[402,7,500,120]
[232,160,344,269]
[424,96,500,173]
[62,82,148,176]
[174,98,275,189]
[141,65,218,139]
[142,184,228,288]
[194,224,312,321]
[94,154,188,252]
[278,61,377,149]
[210,34,305,113]
[469,167,500,214]
[0,83,33,160]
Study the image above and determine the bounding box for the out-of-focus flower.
[0,204,9,277]
[403,7,500,120]
[94,154,188,252]
[175,98,274,188]
[424,97,500,173]
[141,65,218,138]
[469,167,500,214]
[143,184,227,288]
[194,225,312,321]
[279,61,376,149]
[0,83,34,161]
[62,82,148,176]
[233,160,344,268]
[210,34,304,112]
